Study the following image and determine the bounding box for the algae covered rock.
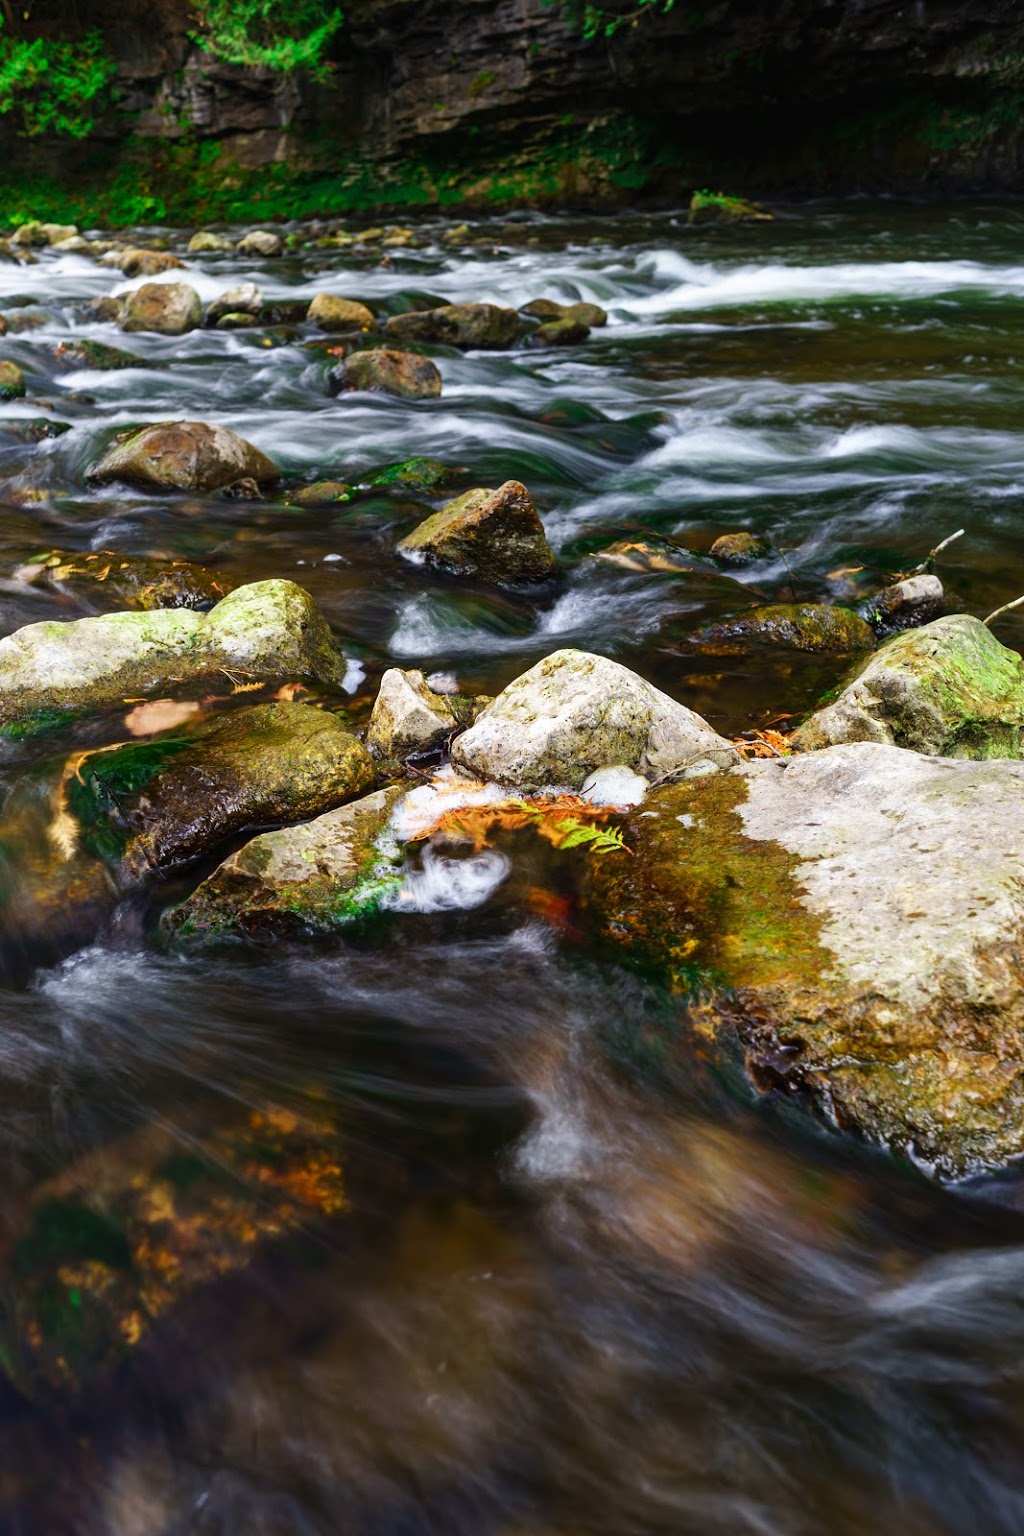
[50,339,147,371]
[187,230,235,253]
[528,318,591,347]
[164,786,402,946]
[288,480,353,507]
[16,550,232,611]
[792,614,1024,757]
[366,668,468,758]
[397,480,556,585]
[710,531,774,565]
[451,648,739,790]
[385,303,519,349]
[330,348,441,400]
[690,603,875,654]
[585,742,1024,1174]
[0,361,25,400]
[0,578,343,729]
[121,281,202,335]
[88,420,278,494]
[521,298,607,327]
[688,191,772,224]
[70,702,375,879]
[307,293,375,331]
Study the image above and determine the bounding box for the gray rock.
[235,229,283,258]
[0,578,343,730]
[206,282,263,326]
[366,668,463,757]
[88,420,278,494]
[451,648,739,790]
[163,785,402,945]
[792,614,1024,757]
[397,480,556,584]
[121,281,202,335]
[580,765,649,808]
[585,742,1024,1174]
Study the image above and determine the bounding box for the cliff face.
[7,0,1024,216]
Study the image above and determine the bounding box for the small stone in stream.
[594,538,712,575]
[16,550,232,610]
[0,418,71,444]
[528,318,591,347]
[306,293,375,331]
[187,230,235,253]
[859,573,944,636]
[236,229,283,258]
[206,282,263,326]
[163,786,403,946]
[580,765,649,808]
[451,648,739,790]
[88,420,278,494]
[583,742,1024,1174]
[690,603,875,654]
[51,339,147,371]
[0,578,344,730]
[792,613,1024,757]
[287,480,353,506]
[0,361,25,399]
[216,312,260,330]
[87,295,125,323]
[330,348,441,400]
[366,668,468,757]
[111,247,185,277]
[70,702,376,879]
[521,298,608,327]
[385,302,519,349]
[710,531,774,565]
[218,476,262,501]
[50,235,91,254]
[397,480,556,585]
[121,281,202,335]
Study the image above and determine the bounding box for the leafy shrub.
[188,0,344,78]
[0,21,115,137]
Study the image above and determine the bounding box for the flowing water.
[2,200,1024,1533]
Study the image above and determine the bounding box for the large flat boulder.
[793,614,1024,756]
[585,742,1024,1174]
[0,579,343,731]
[88,420,278,494]
[451,649,739,790]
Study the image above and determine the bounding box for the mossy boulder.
[70,702,375,879]
[690,603,875,654]
[16,550,231,611]
[163,786,403,946]
[120,282,202,335]
[585,742,1024,1174]
[709,531,774,565]
[88,420,278,494]
[330,348,441,400]
[385,303,519,349]
[306,293,375,331]
[0,361,25,400]
[365,457,465,494]
[0,579,343,730]
[397,480,556,585]
[793,614,1024,757]
[451,648,739,791]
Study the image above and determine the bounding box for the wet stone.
[385,302,519,349]
[521,298,608,326]
[330,348,442,400]
[15,550,232,611]
[206,282,263,326]
[88,420,278,494]
[690,603,875,654]
[236,229,283,258]
[710,531,774,565]
[0,361,25,399]
[120,282,202,335]
[366,668,468,757]
[306,293,375,331]
[397,479,556,585]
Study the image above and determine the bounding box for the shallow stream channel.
[2,200,1024,1533]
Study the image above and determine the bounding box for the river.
[1,199,1024,1533]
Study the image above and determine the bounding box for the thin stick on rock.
[983,594,1024,628]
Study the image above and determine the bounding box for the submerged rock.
[594,538,712,575]
[16,550,231,610]
[120,281,202,335]
[366,668,470,757]
[859,573,944,636]
[793,613,1024,757]
[88,420,278,494]
[385,302,519,349]
[710,531,774,565]
[164,786,402,945]
[330,348,441,400]
[690,603,875,654]
[306,293,375,330]
[0,579,343,730]
[364,456,465,494]
[0,361,25,399]
[287,479,353,506]
[71,702,375,879]
[528,318,591,347]
[585,742,1024,1174]
[397,480,556,585]
[451,649,739,790]
[50,338,147,371]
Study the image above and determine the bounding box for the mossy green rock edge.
[584,742,1024,1176]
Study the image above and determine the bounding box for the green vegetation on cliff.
[0,19,114,138]
[189,0,343,78]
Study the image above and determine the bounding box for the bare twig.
[909,528,964,576]
[983,594,1024,627]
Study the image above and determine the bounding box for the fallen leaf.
[124,699,202,737]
